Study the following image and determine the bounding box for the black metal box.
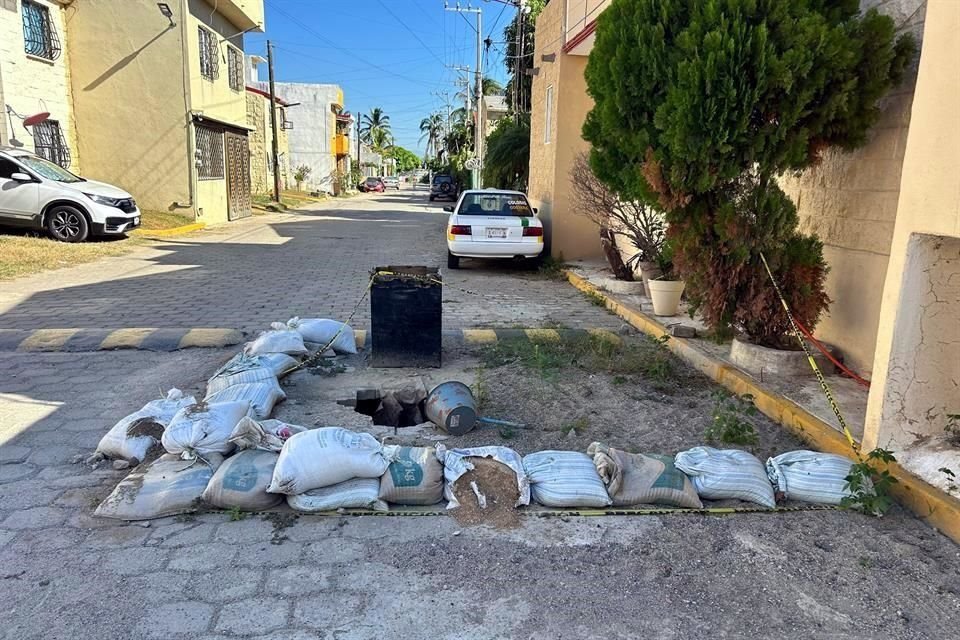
[370,266,442,368]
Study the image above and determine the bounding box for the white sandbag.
[522,450,612,508]
[766,450,865,505]
[287,317,357,354]
[96,389,196,463]
[256,352,301,378]
[207,353,278,396]
[287,478,387,512]
[202,450,282,511]
[267,427,396,495]
[95,453,223,520]
[378,446,445,505]
[587,443,702,508]
[674,447,776,508]
[244,327,308,357]
[205,380,285,420]
[161,400,251,460]
[229,416,307,453]
[438,445,530,508]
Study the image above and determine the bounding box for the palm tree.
[419,113,444,160]
[456,76,505,102]
[360,108,392,151]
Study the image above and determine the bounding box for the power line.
[375,0,446,65]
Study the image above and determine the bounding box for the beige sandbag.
[587,442,702,508]
[202,450,282,511]
[378,446,444,505]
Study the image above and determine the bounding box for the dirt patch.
[451,458,521,529]
[125,417,164,440]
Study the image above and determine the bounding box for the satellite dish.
[23,112,50,127]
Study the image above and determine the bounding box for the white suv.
[0,146,141,242]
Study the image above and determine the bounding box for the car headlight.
[84,193,121,207]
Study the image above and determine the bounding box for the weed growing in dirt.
[472,366,489,414]
[842,448,899,516]
[705,392,759,445]
[583,289,608,307]
[562,417,590,437]
[639,335,676,384]
[536,255,569,281]
[227,506,247,521]
[613,375,627,385]
[945,414,960,445]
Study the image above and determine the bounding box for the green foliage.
[536,254,568,281]
[360,108,392,153]
[705,391,759,445]
[483,115,530,190]
[583,0,915,345]
[639,335,676,384]
[293,165,311,190]
[386,146,421,173]
[227,506,247,522]
[842,448,899,516]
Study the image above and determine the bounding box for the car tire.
[46,205,90,243]
[447,251,460,269]
[526,255,544,270]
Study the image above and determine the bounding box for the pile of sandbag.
[93,388,197,465]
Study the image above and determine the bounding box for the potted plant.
[646,241,685,316]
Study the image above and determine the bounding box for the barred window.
[195,124,224,179]
[198,26,219,80]
[22,0,61,61]
[227,46,243,91]
[33,120,71,169]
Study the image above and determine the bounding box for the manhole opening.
[345,388,428,428]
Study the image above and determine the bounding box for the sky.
[245,0,517,155]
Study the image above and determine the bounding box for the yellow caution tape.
[300,504,841,518]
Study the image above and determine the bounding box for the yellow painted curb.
[462,329,498,344]
[178,328,244,349]
[17,329,79,351]
[566,270,960,543]
[101,328,157,350]
[134,222,206,237]
[524,328,561,342]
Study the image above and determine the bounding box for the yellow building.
[65,0,263,224]
[529,0,959,490]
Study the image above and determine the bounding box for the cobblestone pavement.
[3,350,960,639]
[0,189,623,333]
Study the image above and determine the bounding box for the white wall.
[265,81,340,193]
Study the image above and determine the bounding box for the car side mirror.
[11,172,33,183]
[443,205,454,213]
[533,207,539,214]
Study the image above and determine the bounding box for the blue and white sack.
[438,445,530,509]
[766,450,865,505]
[675,447,776,508]
[205,380,285,420]
[207,353,280,396]
[287,478,387,512]
[523,450,611,508]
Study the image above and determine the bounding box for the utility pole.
[445,2,483,188]
[356,117,361,177]
[267,41,281,202]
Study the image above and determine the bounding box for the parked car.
[445,189,544,269]
[359,177,385,193]
[0,146,140,242]
[429,174,458,202]
[381,175,400,190]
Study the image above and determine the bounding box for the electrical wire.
[375,0,446,65]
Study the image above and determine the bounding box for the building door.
[225,131,251,221]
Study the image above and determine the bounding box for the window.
[32,120,71,169]
[227,46,243,91]
[22,0,61,61]
[198,26,219,80]
[458,193,533,216]
[544,85,553,144]
[18,154,82,182]
[0,158,20,180]
[195,124,224,179]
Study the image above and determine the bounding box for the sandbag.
[96,389,196,463]
[439,445,530,508]
[378,446,444,505]
[245,326,308,357]
[522,450,612,508]
[161,400,251,460]
[675,447,776,508]
[256,352,301,378]
[229,416,307,453]
[766,450,865,505]
[587,443,702,508]
[202,450,282,511]
[205,380,285,419]
[207,354,278,396]
[287,478,387,512]
[95,453,223,520]
[287,317,357,354]
[267,427,396,495]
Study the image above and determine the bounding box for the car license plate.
[487,228,507,239]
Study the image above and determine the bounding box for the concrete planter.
[647,279,685,316]
[597,277,646,295]
[637,261,662,296]
[730,337,833,377]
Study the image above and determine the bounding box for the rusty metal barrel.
[424,381,477,435]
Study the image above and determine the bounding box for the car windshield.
[458,193,533,216]
[365,178,379,184]
[17,155,84,183]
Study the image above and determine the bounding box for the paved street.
[0,189,622,334]
[1,189,958,639]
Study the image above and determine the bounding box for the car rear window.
[434,176,452,184]
[458,193,533,216]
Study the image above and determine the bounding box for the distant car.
[445,189,544,269]
[381,175,400,190]
[0,146,140,242]
[429,174,458,202]
[359,177,385,193]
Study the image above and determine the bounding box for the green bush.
[583,0,914,346]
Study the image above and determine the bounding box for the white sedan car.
[445,189,544,269]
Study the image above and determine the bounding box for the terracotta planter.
[637,261,663,296]
[647,279,685,316]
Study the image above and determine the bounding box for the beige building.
[481,94,508,140]
[245,84,289,195]
[529,0,959,488]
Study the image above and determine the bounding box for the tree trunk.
[600,226,634,281]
